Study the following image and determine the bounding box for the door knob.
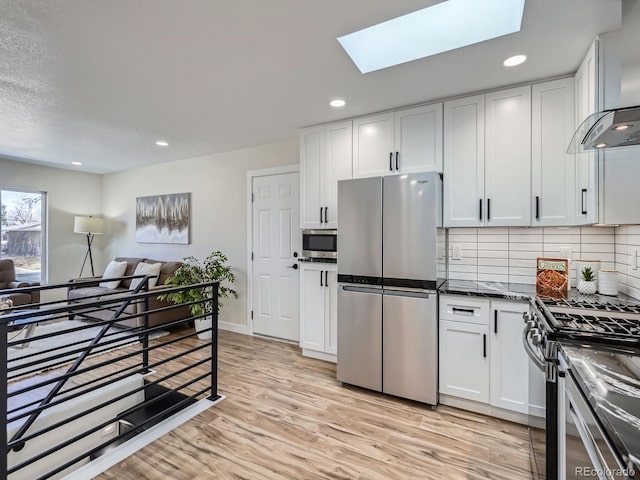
[288,264,298,270]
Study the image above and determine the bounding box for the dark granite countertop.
[438,279,640,306]
[561,343,640,473]
[438,279,535,301]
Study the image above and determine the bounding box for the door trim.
[246,164,300,336]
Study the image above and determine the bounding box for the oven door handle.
[568,404,607,480]
[522,326,545,371]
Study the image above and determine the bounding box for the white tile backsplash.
[447,226,623,289]
[614,225,640,301]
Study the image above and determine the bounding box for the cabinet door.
[300,265,325,351]
[439,320,489,403]
[353,113,395,178]
[485,86,532,226]
[489,301,529,414]
[531,78,576,226]
[575,41,599,225]
[300,126,324,229]
[394,103,443,174]
[325,269,338,355]
[443,95,485,227]
[324,121,352,228]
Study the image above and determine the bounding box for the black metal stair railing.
[0,276,219,480]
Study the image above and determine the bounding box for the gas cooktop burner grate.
[541,297,640,314]
[552,312,640,336]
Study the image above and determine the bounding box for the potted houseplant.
[159,251,237,339]
[577,266,597,295]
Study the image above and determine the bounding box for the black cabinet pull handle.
[581,188,587,215]
[325,270,328,287]
[320,207,323,223]
[535,196,540,220]
[395,152,399,171]
[389,152,393,171]
[452,307,474,315]
[479,199,483,220]
[324,207,328,224]
[320,271,323,287]
[494,310,498,334]
[483,334,487,358]
[487,198,491,221]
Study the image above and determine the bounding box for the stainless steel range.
[524,296,640,480]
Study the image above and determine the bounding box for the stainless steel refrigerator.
[336,171,442,405]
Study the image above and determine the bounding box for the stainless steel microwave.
[301,229,337,259]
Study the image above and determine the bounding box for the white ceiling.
[0,0,623,174]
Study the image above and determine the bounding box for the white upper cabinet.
[575,40,599,224]
[443,95,485,227]
[484,86,532,226]
[300,121,352,229]
[323,121,353,227]
[300,126,324,229]
[353,113,395,178]
[394,104,443,173]
[444,87,531,227]
[531,78,576,226]
[353,104,443,178]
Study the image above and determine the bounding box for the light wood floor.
[97,330,534,480]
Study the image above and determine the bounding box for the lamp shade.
[74,216,105,235]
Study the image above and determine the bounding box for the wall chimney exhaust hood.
[568,105,640,153]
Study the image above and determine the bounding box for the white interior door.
[252,172,300,341]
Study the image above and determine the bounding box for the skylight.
[337,0,526,74]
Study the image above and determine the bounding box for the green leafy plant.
[581,266,595,282]
[158,251,238,317]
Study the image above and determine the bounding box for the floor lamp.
[74,216,105,277]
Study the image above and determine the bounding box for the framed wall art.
[135,193,190,244]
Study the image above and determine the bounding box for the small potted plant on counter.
[578,266,597,295]
[159,251,238,339]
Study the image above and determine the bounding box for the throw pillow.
[99,260,128,289]
[129,262,162,290]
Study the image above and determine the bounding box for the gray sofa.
[67,257,191,328]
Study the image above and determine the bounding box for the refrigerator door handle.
[383,286,436,297]
[340,285,382,294]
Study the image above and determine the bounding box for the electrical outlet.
[560,246,572,258]
[633,249,639,271]
[452,245,462,260]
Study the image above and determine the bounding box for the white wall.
[102,139,298,331]
[0,157,103,291]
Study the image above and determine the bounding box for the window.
[0,189,46,282]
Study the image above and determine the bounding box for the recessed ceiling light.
[595,143,607,148]
[614,124,631,131]
[330,99,346,108]
[337,0,525,73]
[71,161,82,166]
[503,54,527,67]
[155,141,169,147]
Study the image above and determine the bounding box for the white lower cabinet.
[300,263,337,361]
[439,319,490,403]
[489,301,530,414]
[439,295,543,421]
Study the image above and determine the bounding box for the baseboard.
[218,321,250,335]
[301,348,336,363]
[439,394,542,426]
